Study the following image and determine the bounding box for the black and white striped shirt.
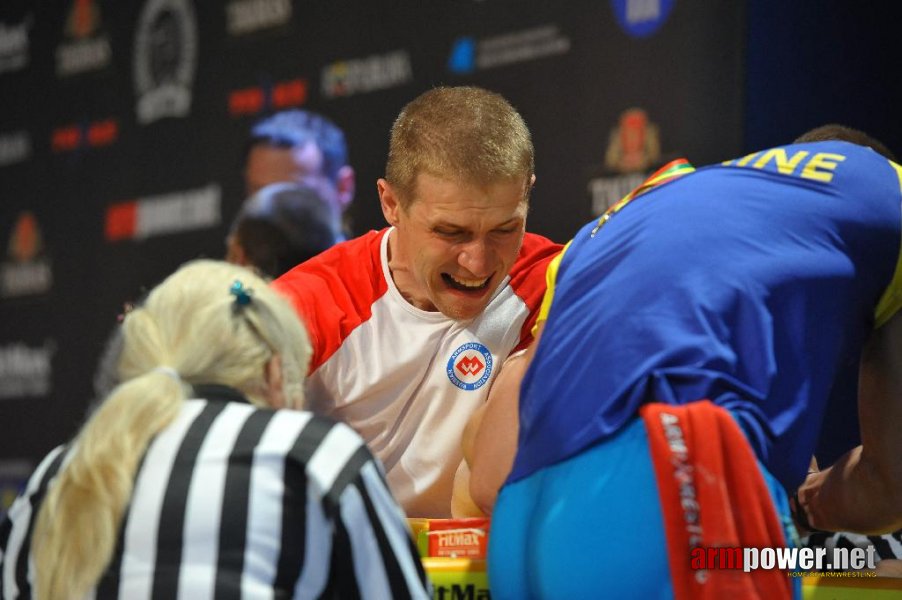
[0,386,430,599]
[804,529,902,563]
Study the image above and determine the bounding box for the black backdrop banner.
[1,0,897,482]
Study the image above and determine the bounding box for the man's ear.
[336,165,355,211]
[377,178,402,226]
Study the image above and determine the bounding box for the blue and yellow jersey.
[513,141,902,491]
[535,159,697,330]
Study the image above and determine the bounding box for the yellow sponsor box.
[423,557,490,600]
[802,574,902,599]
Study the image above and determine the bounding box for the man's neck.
[386,228,437,311]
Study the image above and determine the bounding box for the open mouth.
[442,273,492,293]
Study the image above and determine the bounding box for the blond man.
[274,86,561,517]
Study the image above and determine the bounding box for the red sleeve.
[272,229,389,372]
[508,232,564,353]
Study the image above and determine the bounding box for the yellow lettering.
[801,152,846,182]
[735,152,760,167]
[752,149,809,174]
[890,160,902,195]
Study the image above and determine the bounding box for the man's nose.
[458,239,490,276]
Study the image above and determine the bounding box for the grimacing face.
[379,172,530,321]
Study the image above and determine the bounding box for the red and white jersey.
[274,227,561,517]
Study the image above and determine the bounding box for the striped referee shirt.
[0,386,430,599]
[804,529,902,562]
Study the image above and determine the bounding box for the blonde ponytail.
[29,259,311,598]
[32,370,185,599]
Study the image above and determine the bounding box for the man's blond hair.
[385,86,534,207]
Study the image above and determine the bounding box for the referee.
[0,260,430,599]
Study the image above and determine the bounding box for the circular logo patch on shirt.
[447,342,493,391]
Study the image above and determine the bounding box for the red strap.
[640,401,792,600]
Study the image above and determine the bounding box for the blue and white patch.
[610,0,675,39]
[447,342,493,391]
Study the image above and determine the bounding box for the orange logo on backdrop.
[51,119,119,152]
[605,107,661,173]
[228,79,307,116]
[104,201,138,241]
[8,212,42,262]
[68,0,99,39]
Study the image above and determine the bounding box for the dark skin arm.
[798,310,902,534]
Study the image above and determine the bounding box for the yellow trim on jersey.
[536,241,571,327]
[535,160,692,334]
[874,160,902,328]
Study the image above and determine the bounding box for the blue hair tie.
[230,280,253,307]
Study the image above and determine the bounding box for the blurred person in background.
[244,109,355,240]
[226,182,341,279]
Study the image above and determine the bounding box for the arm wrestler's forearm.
[802,313,902,533]
[800,446,902,534]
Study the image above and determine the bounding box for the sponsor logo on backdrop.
[610,0,675,38]
[51,118,119,152]
[1,212,52,299]
[228,78,307,116]
[133,0,198,124]
[447,37,476,74]
[446,342,493,391]
[589,108,662,215]
[105,184,221,242]
[0,16,31,74]
[448,25,570,75]
[55,0,112,77]
[0,131,32,167]
[321,50,412,99]
[226,0,292,36]
[605,107,660,173]
[0,340,55,399]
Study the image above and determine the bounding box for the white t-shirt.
[274,227,560,517]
